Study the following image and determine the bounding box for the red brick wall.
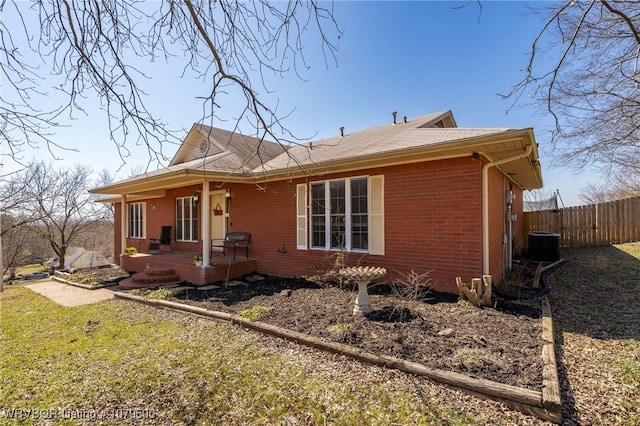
[113,185,203,262]
[486,167,526,284]
[111,157,529,293]
[223,157,484,294]
[512,186,525,254]
[380,158,483,293]
[487,166,506,284]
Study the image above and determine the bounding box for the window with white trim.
[296,184,308,249]
[128,202,145,239]
[310,177,369,251]
[176,197,198,242]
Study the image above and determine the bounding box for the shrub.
[305,251,352,289]
[390,270,435,302]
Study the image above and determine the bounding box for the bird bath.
[339,266,387,315]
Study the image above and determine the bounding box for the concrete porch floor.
[119,250,257,286]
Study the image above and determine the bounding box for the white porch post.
[120,194,127,256]
[202,181,211,266]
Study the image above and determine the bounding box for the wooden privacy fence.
[523,197,640,248]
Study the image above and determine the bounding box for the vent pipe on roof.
[340,126,345,137]
[392,111,397,124]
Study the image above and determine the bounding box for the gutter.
[482,144,533,275]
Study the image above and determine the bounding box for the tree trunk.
[456,275,492,306]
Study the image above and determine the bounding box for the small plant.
[239,305,271,320]
[305,250,351,289]
[147,288,182,300]
[390,269,435,301]
[193,254,203,264]
[124,246,137,255]
[326,322,351,333]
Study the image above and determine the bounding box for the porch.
[118,250,257,289]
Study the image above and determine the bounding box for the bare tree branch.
[1,1,342,171]
[504,0,640,185]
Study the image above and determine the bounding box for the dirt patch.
[164,277,543,390]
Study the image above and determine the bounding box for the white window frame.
[128,202,146,239]
[310,176,369,252]
[296,184,308,250]
[176,196,198,242]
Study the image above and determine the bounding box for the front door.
[210,191,227,251]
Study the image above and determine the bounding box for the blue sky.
[3,1,594,206]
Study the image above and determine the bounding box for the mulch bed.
[166,277,543,390]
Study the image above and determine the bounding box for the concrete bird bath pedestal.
[339,266,387,315]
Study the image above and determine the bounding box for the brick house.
[91,110,543,293]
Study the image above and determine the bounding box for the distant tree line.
[1,162,114,276]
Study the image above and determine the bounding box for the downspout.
[482,144,532,275]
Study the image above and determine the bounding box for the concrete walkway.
[25,280,115,307]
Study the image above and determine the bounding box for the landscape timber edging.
[51,275,114,290]
[541,296,562,419]
[114,292,562,424]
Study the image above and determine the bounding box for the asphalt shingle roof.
[90,109,542,194]
[258,121,511,172]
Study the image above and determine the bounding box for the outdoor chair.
[147,226,173,253]
[222,231,251,261]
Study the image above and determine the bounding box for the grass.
[548,242,640,424]
[3,241,638,424]
[1,284,479,425]
[2,264,48,282]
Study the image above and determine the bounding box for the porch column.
[120,194,127,256]
[201,181,211,266]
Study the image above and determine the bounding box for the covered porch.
[119,250,257,289]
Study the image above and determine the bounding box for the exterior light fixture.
[225,188,231,199]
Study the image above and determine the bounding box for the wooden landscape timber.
[541,296,562,415]
[115,291,563,423]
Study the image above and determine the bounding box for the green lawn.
[3,242,638,424]
[1,285,476,425]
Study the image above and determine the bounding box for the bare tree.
[1,215,49,276]
[0,165,40,229]
[578,183,615,205]
[1,1,341,169]
[9,161,111,269]
[579,178,640,204]
[506,1,640,180]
